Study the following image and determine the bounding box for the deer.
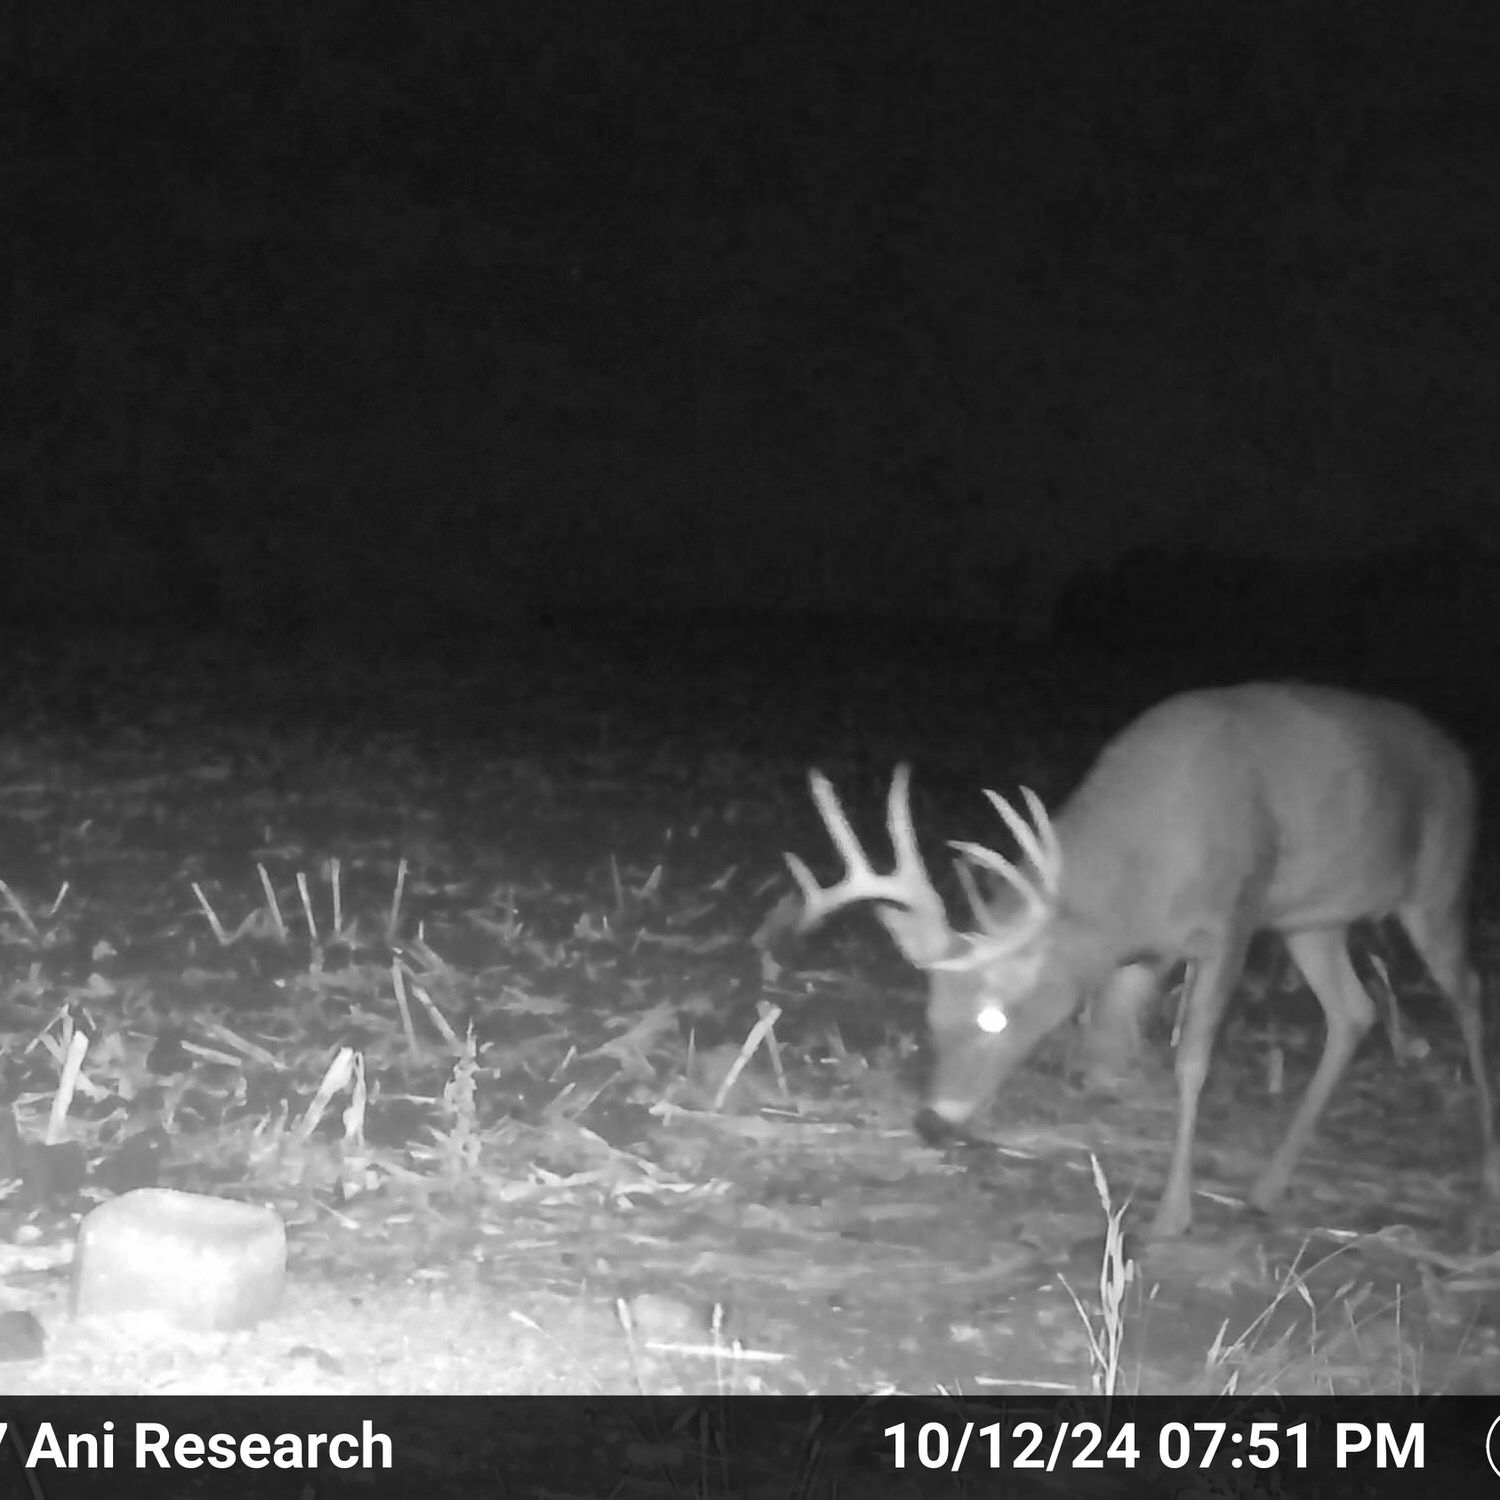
[785,683,1498,1238]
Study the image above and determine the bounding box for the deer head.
[786,764,1074,1135]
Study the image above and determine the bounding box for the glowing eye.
[975,1003,1009,1036]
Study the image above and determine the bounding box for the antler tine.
[938,785,1062,966]
[782,850,831,925]
[948,838,1050,926]
[982,786,1061,896]
[786,765,947,932]
[953,857,1009,937]
[883,763,933,897]
[1024,786,1063,884]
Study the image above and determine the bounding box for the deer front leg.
[1151,947,1240,1239]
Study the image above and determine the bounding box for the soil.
[0,620,1496,1395]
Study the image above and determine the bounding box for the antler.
[951,786,1060,920]
[785,765,954,963]
[939,785,1062,967]
[786,765,1065,970]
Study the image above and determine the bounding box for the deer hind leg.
[1252,927,1375,1214]
[1150,945,1242,1239]
[1397,902,1500,1199]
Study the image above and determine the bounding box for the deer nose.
[914,1106,963,1146]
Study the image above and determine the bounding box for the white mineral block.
[72,1188,286,1331]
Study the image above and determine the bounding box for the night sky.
[4,5,1500,1402]
[5,1,1499,656]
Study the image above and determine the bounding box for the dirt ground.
[0,620,1497,1395]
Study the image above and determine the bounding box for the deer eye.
[975,1002,1010,1036]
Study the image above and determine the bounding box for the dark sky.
[4,1,1498,635]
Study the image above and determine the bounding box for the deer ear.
[874,904,956,966]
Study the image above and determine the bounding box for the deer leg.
[1251,928,1374,1213]
[1398,903,1500,1199]
[1080,961,1163,1092]
[1150,947,1240,1239]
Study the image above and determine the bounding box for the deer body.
[789,684,1496,1238]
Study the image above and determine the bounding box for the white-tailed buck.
[787,684,1497,1238]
